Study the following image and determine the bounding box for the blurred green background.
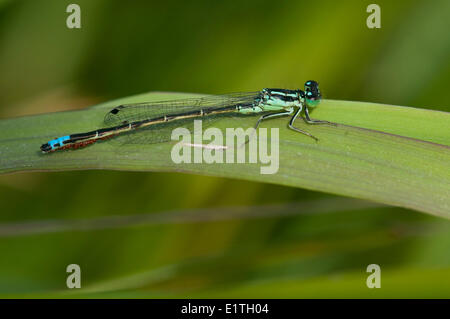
[0,0,449,298]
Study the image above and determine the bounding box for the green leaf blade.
[0,93,449,218]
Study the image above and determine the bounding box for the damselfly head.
[304,80,321,107]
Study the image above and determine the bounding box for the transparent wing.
[104,92,263,146]
[110,112,264,146]
[104,92,260,127]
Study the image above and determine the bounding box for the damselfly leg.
[240,109,294,146]
[302,106,335,125]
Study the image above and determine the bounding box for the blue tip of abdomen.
[48,135,71,150]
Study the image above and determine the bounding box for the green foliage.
[0,0,449,298]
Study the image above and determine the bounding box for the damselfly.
[40,81,331,153]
